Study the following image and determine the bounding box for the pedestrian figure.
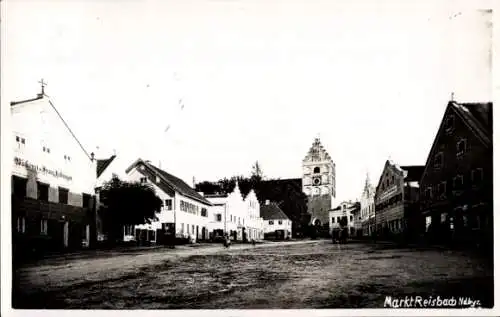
[223,235,231,248]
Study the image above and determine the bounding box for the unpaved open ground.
[13,240,493,309]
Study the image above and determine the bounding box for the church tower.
[302,137,336,226]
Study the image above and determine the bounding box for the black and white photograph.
[1,0,495,315]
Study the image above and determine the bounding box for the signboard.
[378,185,398,201]
[14,156,72,181]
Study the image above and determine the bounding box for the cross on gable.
[38,79,47,95]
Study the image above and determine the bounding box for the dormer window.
[140,177,147,184]
[313,167,320,174]
[43,146,51,154]
[456,139,467,157]
[64,155,71,162]
[445,115,454,132]
[433,152,443,168]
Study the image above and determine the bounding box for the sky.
[4,0,493,203]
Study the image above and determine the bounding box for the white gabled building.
[261,201,292,240]
[205,182,264,241]
[10,87,115,253]
[124,159,213,243]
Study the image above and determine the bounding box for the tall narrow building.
[302,137,336,227]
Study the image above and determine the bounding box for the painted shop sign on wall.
[14,157,72,181]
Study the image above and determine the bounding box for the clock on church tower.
[301,137,336,227]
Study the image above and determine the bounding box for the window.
[82,193,91,208]
[17,217,26,233]
[181,223,184,233]
[59,187,69,204]
[332,217,335,223]
[350,215,353,222]
[456,139,467,156]
[15,135,26,149]
[64,155,71,162]
[201,208,207,217]
[313,167,320,173]
[437,181,447,197]
[12,176,27,198]
[192,225,195,234]
[337,216,340,223]
[40,219,48,235]
[425,187,433,199]
[230,215,233,222]
[216,214,222,222]
[453,175,464,190]
[156,176,160,183]
[42,146,51,154]
[37,182,49,201]
[433,153,443,168]
[269,220,274,225]
[187,224,190,234]
[471,168,484,185]
[445,116,454,132]
[140,177,147,184]
[165,199,172,210]
[278,220,283,225]
[440,212,447,223]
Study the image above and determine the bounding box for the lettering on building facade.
[14,156,72,181]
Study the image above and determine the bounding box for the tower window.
[313,167,320,173]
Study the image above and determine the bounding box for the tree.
[251,161,264,182]
[99,176,163,244]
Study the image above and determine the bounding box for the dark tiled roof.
[126,159,212,206]
[96,155,116,178]
[400,165,425,182]
[260,203,290,220]
[452,101,492,147]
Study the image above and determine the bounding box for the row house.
[360,173,376,236]
[125,159,213,243]
[261,201,292,240]
[11,88,114,256]
[374,161,423,239]
[205,182,264,241]
[419,101,492,246]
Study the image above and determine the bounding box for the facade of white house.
[205,182,264,241]
[10,90,113,252]
[329,201,357,236]
[260,201,292,240]
[124,159,212,243]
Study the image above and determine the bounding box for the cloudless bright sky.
[5,0,492,203]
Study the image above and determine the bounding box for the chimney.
[265,200,270,205]
[90,152,95,161]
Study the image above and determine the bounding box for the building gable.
[420,102,492,187]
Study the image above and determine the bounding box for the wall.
[11,97,97,206]
[263,219,292,235]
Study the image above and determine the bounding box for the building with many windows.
[374,160,423,240]
[419,100,492,247]
[329,201,358,238]
[205,182,264,241]
[125,159,213,243]
[11,88,114,256]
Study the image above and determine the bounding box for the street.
[13,240,493,309]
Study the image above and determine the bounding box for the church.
[302,137,336,229]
